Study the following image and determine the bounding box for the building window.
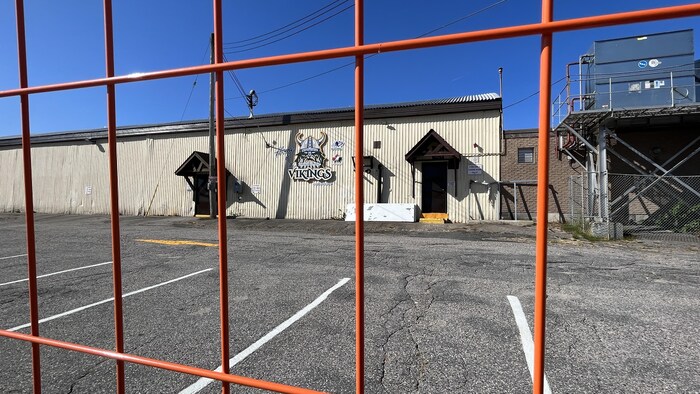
[518,147,535,163]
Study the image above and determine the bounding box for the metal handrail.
[552,67,700,123]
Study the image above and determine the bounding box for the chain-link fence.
[609,174,700,239]
[570,173,700,241]
[568,173,600,223]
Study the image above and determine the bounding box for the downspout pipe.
[377,164,383,203]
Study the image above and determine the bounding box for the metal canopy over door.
[422,162,448,213]
[175,151,231,216]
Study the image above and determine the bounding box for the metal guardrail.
[552,68,700,125]
[501,180,538,221]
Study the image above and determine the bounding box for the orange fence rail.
[1,1,699,393]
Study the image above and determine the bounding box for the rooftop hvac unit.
[583,29,696,110]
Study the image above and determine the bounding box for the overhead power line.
[179,42,211,121]
[416,0,507,39]
[223,54,248,98]
[261,61,353,95]
[225,0,507,101]
[224,3,353,54]
[502,76,566,110]
[224,0,350,47]
[222,54,259,117]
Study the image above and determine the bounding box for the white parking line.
[0,261,113,287]
[0,254,28,261]
[507,295,552,394]
[179,277,351,394]
[6,268,213,332]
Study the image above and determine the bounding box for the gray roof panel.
[0,93,501,147]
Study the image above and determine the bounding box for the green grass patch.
[561,221,607,242]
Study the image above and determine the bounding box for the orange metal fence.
[1,1,699,393]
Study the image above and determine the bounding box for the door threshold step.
[420,213,449,219]
[419,217,446,224]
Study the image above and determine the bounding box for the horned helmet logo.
[294,132,328,169]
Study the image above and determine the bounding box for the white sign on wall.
[467,164,483,175]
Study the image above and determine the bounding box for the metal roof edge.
[593,28,693,44]
[0,94,501,147]
[504,128,556,138]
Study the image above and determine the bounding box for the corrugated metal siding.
[115,134,209,216]
[225,123,356,220]
[226,110,500,222]
[362,111,501,222]
[0,149,25,212]
[0,109,500,222]
[0,134,208,216]
[0,142,110,214]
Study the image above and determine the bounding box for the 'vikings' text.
[287,167,333,181]
[288,131,335,182]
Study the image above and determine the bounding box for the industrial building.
[499,129,584,222]
[0,94,503,222]
[498,29,700,235]
[2,29,699,234]
[553,29,700,237]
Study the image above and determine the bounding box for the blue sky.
[0,0,698,137]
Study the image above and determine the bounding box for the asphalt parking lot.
[1,213,698,393]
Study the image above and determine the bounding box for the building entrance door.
[194,175,210,215]
[421,162,448,213]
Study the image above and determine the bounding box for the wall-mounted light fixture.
[351,155,374,173]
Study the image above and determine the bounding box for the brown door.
[194,175,210,215]
[421,162,447,213]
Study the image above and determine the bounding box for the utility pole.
[208,33,217,218]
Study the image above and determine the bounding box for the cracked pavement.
[0,214,698,393]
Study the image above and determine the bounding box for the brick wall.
[500,129,584,222]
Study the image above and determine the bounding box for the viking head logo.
[294,132,327,169]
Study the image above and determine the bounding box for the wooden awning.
[175,151,233,190]
[405,129,461,169]
[174,151,211,177]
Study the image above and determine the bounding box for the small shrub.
[654,202,700,234]
[561,221,606,241]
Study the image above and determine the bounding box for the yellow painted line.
[136,239,218,247]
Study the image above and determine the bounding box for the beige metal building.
[0,94,502,222]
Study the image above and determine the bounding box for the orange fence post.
[354,1,366,393]
[534,0,554,393]
[213,0,231,393]
[14,1,42,392]
[2,5,700,100]
[0,330,327,394]
[2,3,700,393]
[102,1,126,392]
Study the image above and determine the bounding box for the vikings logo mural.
[288,132,334,182]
